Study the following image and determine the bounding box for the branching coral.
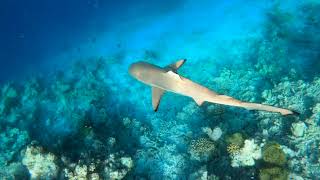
[286,102,320,178]
[262,79,311,115]
[64,163,100,180]
[176,102,202,122]
[62,151,133,180]
[0,128,29,167]
[104,154,133,179]
[135,143,187,179]
[211,67,262,102]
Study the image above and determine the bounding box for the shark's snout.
[129,63,137,77]
[129,62,144,79]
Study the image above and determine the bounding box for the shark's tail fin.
[242,102,296,116]
[207,95,295,116]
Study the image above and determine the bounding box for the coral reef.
[227,144,240,155]
[262,142,287,166]
[230,139,262,167]
[64,164,91,180]
[189,166,220,180]
[259,142,289,180]
[63,153,133,180]
[135,143,188,179]
[291,121,307,137]
[189,138,215,161]
[0,162,29,179]
[0,128,29,178]
[104,154,133,179]
[259,166,288,180]
[22,145,58,179]
[0,84,19,117]
[226,133,244,147]
[202,126,223,141]
[0,0,320,178]
[0,128,29,165]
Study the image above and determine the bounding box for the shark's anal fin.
[193,97,204,106]
[165,59,186,72]
[152,87,165,112]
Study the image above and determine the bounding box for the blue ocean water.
[0,0,320,179]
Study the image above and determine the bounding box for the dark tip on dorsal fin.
[165,59,187,72]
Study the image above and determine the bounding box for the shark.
[129,59,295,115]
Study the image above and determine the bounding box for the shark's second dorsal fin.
[152,87,165,112]
[165,59,186,72]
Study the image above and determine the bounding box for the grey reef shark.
[129,59,297,115]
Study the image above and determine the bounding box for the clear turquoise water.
[1,0,320,179]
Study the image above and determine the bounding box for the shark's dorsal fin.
[165,59,186,72]
[152,87,165,111]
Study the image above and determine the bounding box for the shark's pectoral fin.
[193,97,205,106]
[152,87,165,111]
[165,59,186,72]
